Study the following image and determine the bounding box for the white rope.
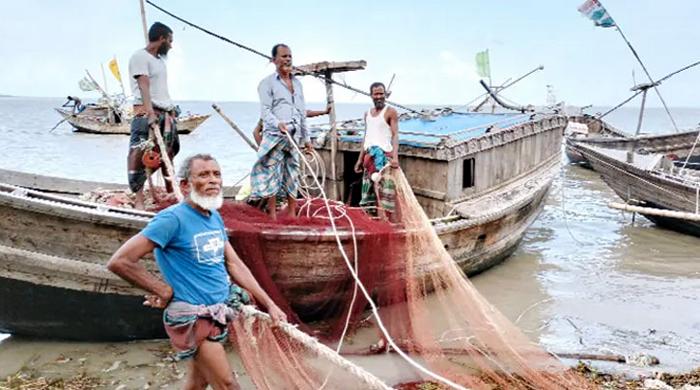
[559,166,585,246]
[298,148,326,199]
[238,305,391,390]
[283,132,470,390]
[679,129,700,173]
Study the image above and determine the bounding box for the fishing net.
[86,174,591,388]
[337,168,593,389]
[227,306,391,390]
[221,167,591,389]
[221,199,395,338]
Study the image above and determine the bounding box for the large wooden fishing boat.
[575,142,700,236]
[0,108,565,340]
[55,107,210,135]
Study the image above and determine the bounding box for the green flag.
[475,50,491,79]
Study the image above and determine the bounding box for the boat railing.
[652,169,700,188]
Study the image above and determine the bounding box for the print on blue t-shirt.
[194,231,226,265]
[141,203,230,306]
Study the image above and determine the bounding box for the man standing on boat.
[127,22,180,210]
[252,105,332,146]
[250,44,312,219]
[353,82,400,220]
[108,153,287,389]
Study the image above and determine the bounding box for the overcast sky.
[2,1,699,108]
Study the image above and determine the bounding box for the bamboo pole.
[100,63,109,95]
[609,202,700,221]
[85,70,119,115]
[626,87,648,163]
[139,0,148,44]
[325,70,339,200]
[114,55,127,97]
[150,122,183,201]
[211,104,258,152]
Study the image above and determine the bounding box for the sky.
[1,1,700,107]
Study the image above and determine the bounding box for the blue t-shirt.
[141,203,230,305]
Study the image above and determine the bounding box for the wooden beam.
[139,0,148,44]
[325,70,339,200]
[294,60,366,75]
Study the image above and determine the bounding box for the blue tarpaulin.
[313,112,530,149]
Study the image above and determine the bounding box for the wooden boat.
[565,114,628,166]
[566,115,700,169]
[0,109,565,340]
[0,168,240,198]
[575,142,700,236]
[55,107,210,135]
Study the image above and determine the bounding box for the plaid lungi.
[250,132,300,199]
[359,147,396,214]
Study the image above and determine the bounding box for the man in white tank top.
[353,82,399,221]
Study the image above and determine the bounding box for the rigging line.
[614,26,679,133]
[145,1,422,115]
[598,59,700,120]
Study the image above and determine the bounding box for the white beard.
[189,186,223,210]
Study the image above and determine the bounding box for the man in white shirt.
[127,22,180,210]
[353,82,400,221]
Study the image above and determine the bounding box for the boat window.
[463,158,475,188]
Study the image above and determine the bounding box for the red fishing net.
[90,179,591,388]
[224,170,592,389]
[222,199,397,340]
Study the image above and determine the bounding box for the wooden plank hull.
[578,144,700,236]
[0,275,165,340]
[0,112,564,340]
[0,168,239,198]
[55,108,210,135]
[0,161,555,340]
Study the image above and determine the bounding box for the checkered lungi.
[359,146,396,214]
[250,132,300,199]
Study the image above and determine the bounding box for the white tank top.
[363,106,393,152]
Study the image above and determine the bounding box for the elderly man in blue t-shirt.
[108,153,286,390]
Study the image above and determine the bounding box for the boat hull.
[580,144,700,237]
[56,108,210,135]
[0,275,165,340]
[0,165,555,340]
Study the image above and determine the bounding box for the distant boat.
[55,106,210,135]
[566,114,700,170]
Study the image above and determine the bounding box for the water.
[1,97,699,378]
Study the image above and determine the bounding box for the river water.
[1,97,699,384]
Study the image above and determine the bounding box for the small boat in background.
[55,106,210,135]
